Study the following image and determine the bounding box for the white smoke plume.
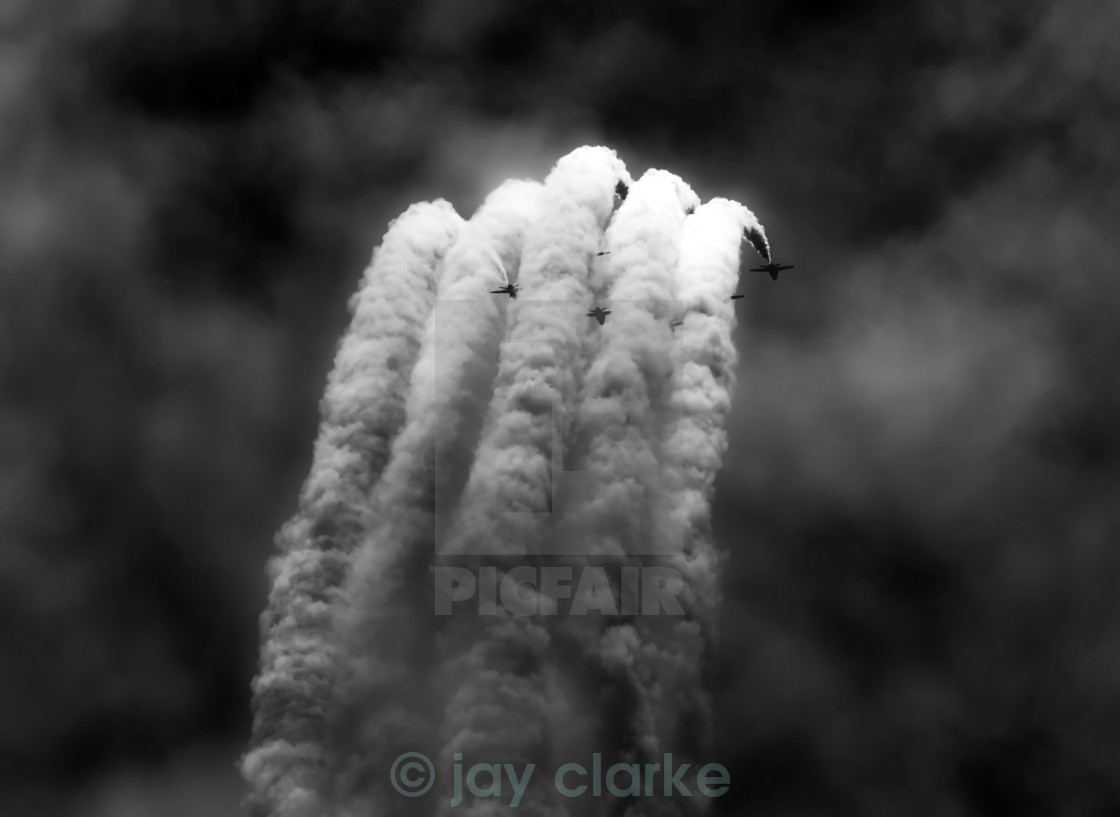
[244,151,769,817]
[434,146,631,817]
[242,200,464,817]
[446,147,631,554]
[555,169,700,556]
[545,170,700,817]
[660,199,763,625]
[331,179,546,815]
[745,224,771,263]
[620,199,759,817]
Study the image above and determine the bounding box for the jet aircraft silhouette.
[750,261,795,281]
[587,306,611,326]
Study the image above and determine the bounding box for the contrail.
[621,199,761,817]
[331,179,545,815]
[242,200,463,817]
[434,147,631,816]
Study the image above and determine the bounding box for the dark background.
[2,1,1117,814]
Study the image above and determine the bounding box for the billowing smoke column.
[445,147,631,555]
[556,169,700,555]
[620,199,763,817]
[332,179,545,815]
[545,170,700,817]
[242,200,463,817]
[244,148,770,817]
[660,201,770,626]
[434,147,631,817]
[744,224,771,264]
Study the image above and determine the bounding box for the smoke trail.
[556,168,699,557]
[661,199,761,625]
[244,149,764,817]
[744,223,771,263]
[434,147,631,816]
[332,179,546,815]
[242,200,463,817]
[546,170,699,816]
[620,199,760,817]
[557,169,698,560]
[447,147,631,553]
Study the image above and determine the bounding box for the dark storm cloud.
[0,0,441,800]
[708,2,1120,813]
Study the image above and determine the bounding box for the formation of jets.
[488,204,797,327]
